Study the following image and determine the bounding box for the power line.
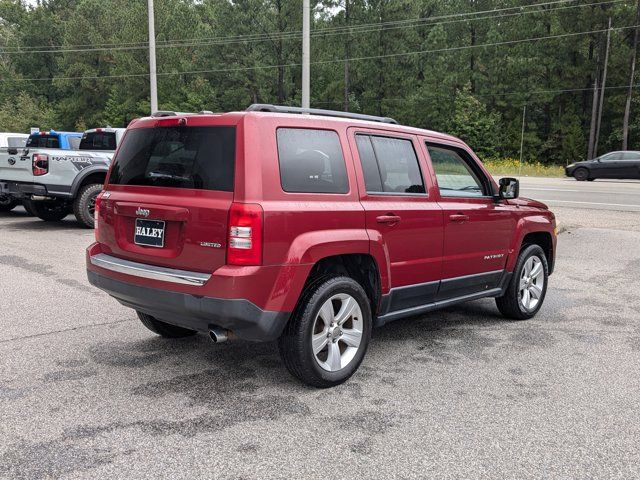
[0,0,625,54]
[1,25,635,83]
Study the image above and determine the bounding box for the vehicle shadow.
[85,298,511,398]
[0,215,85,231]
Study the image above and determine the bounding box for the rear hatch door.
[99,119,236,273]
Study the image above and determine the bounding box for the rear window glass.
[108,126,236,192]
[7,137,27,148]
[277,128,348,194]
[80,132,116,151]
[26,135,59,149]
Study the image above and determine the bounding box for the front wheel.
[496,244,549,320]
[23,199,70,222]
[573,168,589,181]
[0,195,18,212]
[278,276,372,388]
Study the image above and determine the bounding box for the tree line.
[0,0,638,163]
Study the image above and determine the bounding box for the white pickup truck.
[0,132,29,212]
[0,128,125,227]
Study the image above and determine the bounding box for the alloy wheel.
[519,255,545,311]
[311,293,363,372]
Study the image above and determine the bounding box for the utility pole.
[622,0,640,150]
[148,0,158,114]
[301,0,311,109]
[588,76,599,159]
[519,104,526,176]
[344,0,350,112]
[594,17,612,157]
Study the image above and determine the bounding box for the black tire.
[0,195,18,212]
[24,199,70,222]
[496,244,549,320]
[73,183,102,228]
[137,311,198,338]
[573,167,589,181]
[278,275,372,388]
[22,200,37,216]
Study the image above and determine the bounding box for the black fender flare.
[70,166,109,198]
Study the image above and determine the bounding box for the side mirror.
[7,148,18,155]
[498,177,519,200]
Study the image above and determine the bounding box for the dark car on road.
[565,151,640,181]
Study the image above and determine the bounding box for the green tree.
[448,84,501,158]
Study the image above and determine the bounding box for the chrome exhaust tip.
[209,327,229,343]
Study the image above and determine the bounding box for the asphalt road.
[517,176,640,212]
[1,181,639,479]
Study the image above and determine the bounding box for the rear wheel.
[278,276,372,388]
[573,168,589,181]
[496,244,549,320]
[73,183,102,228]
[137,311,198,338]
[24,199,70,222]
[0,195,18,212]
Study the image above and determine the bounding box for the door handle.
[376,214,401,225]
[449,214,469,223]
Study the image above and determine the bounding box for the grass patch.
[482,158,565,177]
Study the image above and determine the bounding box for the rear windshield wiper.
[147,171,190,183]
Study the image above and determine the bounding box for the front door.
[423,140,515,300]
[348,129,443,312]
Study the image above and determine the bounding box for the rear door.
[99,119,236,273]
[348,128,443,310]
[423,140,515,300]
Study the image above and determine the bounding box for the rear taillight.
[32,153,49,176]
[94,192,103,241]
[227,203,263,266]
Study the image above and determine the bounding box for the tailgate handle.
[376,214,401,225]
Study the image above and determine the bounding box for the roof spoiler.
[245,104,398,124]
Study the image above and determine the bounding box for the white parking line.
[538,199,640,208]
[521,187,582,192]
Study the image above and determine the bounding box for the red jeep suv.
[87,104,556,387]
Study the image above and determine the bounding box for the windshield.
[108,126,236,191]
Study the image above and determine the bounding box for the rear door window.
[277,128,349,194]
[26,135,59,149]
[355,134,425,194]
[80,132,117,151]
[108,126,236,191]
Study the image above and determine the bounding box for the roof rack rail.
[245,104,398,124]
[151,110,216,117]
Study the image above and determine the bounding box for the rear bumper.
[0,181,47,198]
[0,181,72,198]
[87,270,291,342]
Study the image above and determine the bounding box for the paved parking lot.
[1,180,639,479]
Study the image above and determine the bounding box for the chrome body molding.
[90,253,211,286]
